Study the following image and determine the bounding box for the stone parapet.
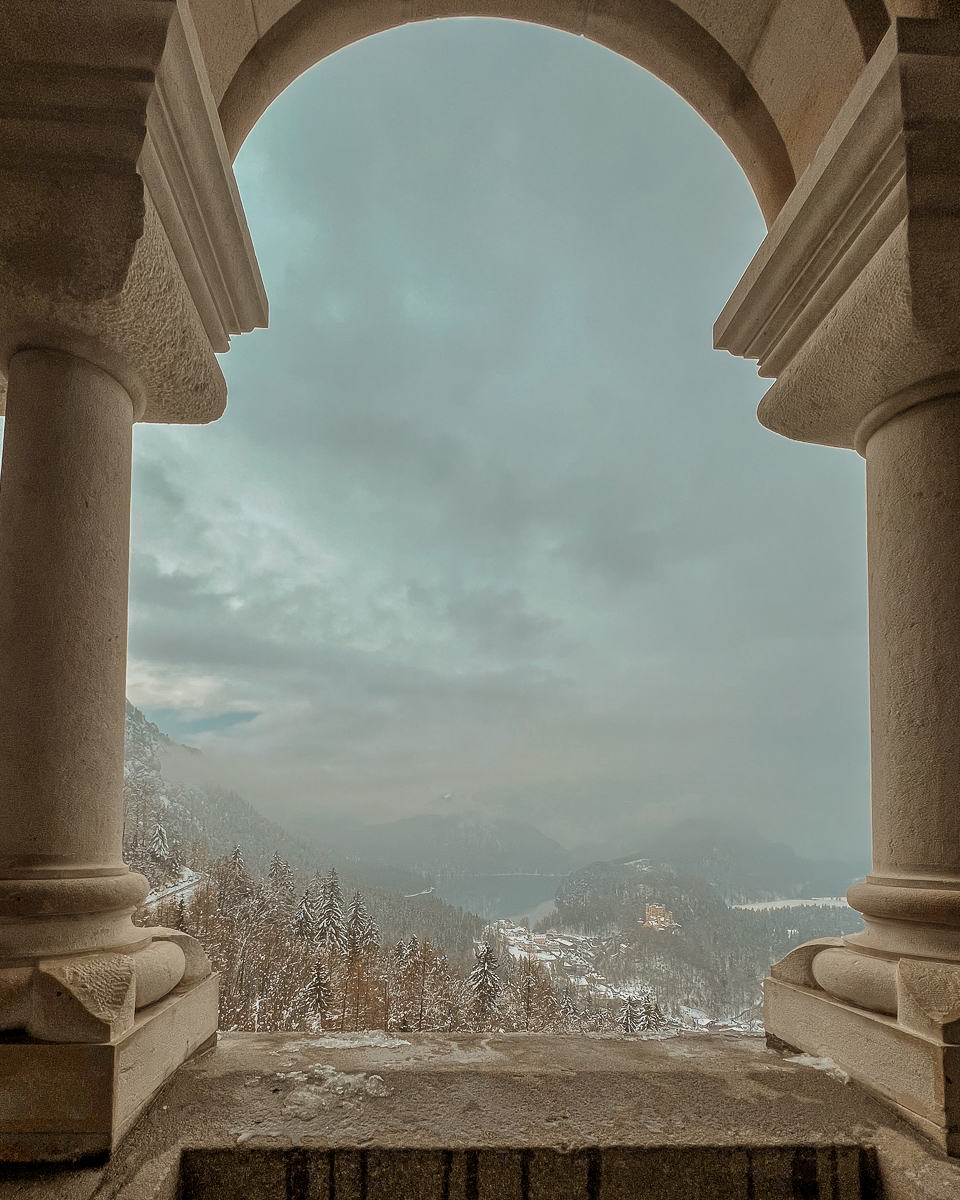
[5,1032,960,1199]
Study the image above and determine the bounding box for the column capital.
[715,17,960,450]
[0,0,267,424]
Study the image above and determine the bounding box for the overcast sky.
[125,18,871,860]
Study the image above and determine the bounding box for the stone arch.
[191,0,888,225]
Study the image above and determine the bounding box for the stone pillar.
[715,18,960,1156]
[0,0,266,1163]
[847,393,960,962]
[0,350,216,1162]
[0,349,188,1011]
[0,349,138,891]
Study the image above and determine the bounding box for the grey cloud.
[125,19,870,858]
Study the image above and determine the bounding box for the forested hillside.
[123,704,659,1034]
[548,857,864,1021]
[124,704,427,894]
[123,703,861,1032]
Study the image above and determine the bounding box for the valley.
[125,702,866,1033]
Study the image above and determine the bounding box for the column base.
[0,973,218,1163]
[765,976,960,1155]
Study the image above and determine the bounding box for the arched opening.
[128,19,869,1034]
[190,0,889,226]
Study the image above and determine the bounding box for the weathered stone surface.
[770,938,842,988]
[4,1033,960,1200]
[203,0,893,226]
[810,949,898,1017]
[6,0,960,1182]
[33,955,136,1044]
[897,959,960,1043]
[765,977,960,1157]
[0,1,266,424]
[0,973,218,1165]
[715,20,960,450]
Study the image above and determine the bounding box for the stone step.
[179,1144,879,1199]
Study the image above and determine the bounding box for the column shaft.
[847,393,960,955]
[0,349,149,982]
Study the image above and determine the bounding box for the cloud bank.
[126,19,870,858]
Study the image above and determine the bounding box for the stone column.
[0,0,265,1162]
[0,349,138,887]
[0,349,195,1042]
[715,19,960,1155]
[846,393,960,961]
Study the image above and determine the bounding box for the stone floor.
[3,1031,960,1198]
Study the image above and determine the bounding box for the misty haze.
[125,20,869,1036]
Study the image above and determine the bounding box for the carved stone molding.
[715,18,960,450]
[898,959,960,1043]
[0,930,211,1044]
[141,2,267,354]
[772,941,960,1041]
[0,0,267,423]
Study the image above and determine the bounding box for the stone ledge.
[765,975,960,1155]
[3,1031,960,1198]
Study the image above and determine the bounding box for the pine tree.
[617,993,643,1034]
[559,988,578,1028]
[316,869,348,954]
[295,888,319,940]
[223,844,252,905]
[367,912,382,947]
[347,890,376,953]
[467,943,501,1030]
[305,960,332,1024]
[150,821,169,861]
[641,988,667,1033]
[268,852,288,891]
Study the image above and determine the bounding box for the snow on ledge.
[784,1053,850,1084]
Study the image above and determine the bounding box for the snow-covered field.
[732,897,849,911]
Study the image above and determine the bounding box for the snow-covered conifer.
[617,993,643,1034]
[467,943,501,1029]
[347,890,376,952]
[367,913,381,948]
[316,869,348,954]
[295,888,319,940]
[305,960,332,1023]
[268,852,287,890]
[641,988,667,1033]
[150,821,169,861]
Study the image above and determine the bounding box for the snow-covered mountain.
[614,817,867,904]
[124,703,458,899]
